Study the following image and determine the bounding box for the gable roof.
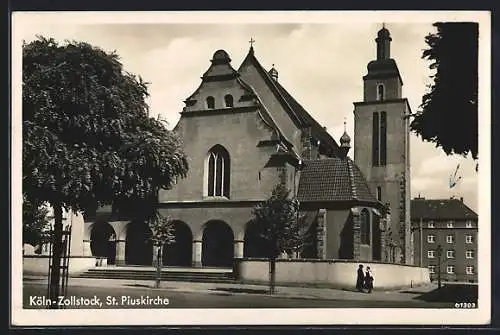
[297,158,378,205]
[238,47,340,155]
[411,198,478,220]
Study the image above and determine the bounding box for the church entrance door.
[202,221,234,267]
[90,222,116,265]
[125,220,153,265]
[162,221,193,267]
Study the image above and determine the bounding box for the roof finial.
[382,22,385,29]
[249,37,255,48]
[343,117,347,132]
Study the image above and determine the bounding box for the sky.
[13,12,484,212]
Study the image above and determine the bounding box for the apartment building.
[411,197,478,282]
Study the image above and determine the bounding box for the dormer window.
[206,96,215,109]
[377,83,385,101]
[224,94,234,108]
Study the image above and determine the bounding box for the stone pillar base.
[192,261,202,268]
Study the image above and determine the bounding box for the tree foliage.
[22,196,51,247]
[148,212,176,247]
[251,179,302,258]
[23,36,189,215]
[22,36,189,302]
[410,22,478,160]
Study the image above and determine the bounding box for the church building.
[81,27,413,268]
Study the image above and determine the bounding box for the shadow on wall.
[339,212,353,259]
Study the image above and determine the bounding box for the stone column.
[69,211,85,256]
[115,240,126,265]
[83,240,92,257]
[234,240,244,259]
[352,208,361,260]
[192,240,202,267]
[316,209,327,259]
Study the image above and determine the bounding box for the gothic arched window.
[360,208,371,245]
[377,84,385,101]
[206,145,230,197]
[224,94,234,108]
[206,96,215,109]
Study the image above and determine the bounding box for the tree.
[147,211,175,289]
[251,176,301,294]
[22,37,189,307]
[22,195,51,249]
[410,22,478,161]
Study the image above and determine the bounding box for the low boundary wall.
[234,258,431,290]
[23,255,97,276]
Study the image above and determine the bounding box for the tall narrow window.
[224,94,233,108]
[377,84,385,101]
[372,111,387,166]
[206,145,230,197]
[206,96,215,109]
[372,112,379,166]
[376,186,382,202]
[360,209,370,245]
[380,111,387,165]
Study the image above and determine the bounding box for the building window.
[447,221,454,228]
[446,250,455,259]
[466,250,475,259]
[206,96,215,109]
[360,209,370,245]
[206,145,230,197]
[376,186,382,202]
[428,265,436,274]
[372,111,387,166]
[427,235,436,243]
[466,221,473,228]
[377,83,385,101]
[428,222,435,228]
[466,235,474,244]
[224,94,234,108]
[466,266,475,275]
[427,250,435,258]
[447,265,455,274]
[446,235,454,244]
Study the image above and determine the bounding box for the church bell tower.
[353,25,412,264]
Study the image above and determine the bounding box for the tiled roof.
[411,198,478,220]
[297,158,378,204]
[238,48,340,155]
[273,80,340,154]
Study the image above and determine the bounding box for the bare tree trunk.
[155,245,162,288]
[49,203,63,309]
[269,256,276,295]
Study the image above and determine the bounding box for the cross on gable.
[249,38,255,47]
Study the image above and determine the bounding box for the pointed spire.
[340,118,351,158]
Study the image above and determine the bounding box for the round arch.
[125,220,153,266]
[202,220,234,267]
[162,221,193,267]
[243,221,271,258]
[90,221,116,265]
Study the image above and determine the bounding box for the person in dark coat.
[364,266,374,293]
[356,264,364,292]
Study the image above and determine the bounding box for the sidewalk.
[23,275,438,302]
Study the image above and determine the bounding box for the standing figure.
[365,266,374,293]
[356,264,364,292]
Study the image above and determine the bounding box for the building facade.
[411,197,478,282]
[75,27,407,268]
[353,27,412,264]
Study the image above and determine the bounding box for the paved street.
[23,277,454,309]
